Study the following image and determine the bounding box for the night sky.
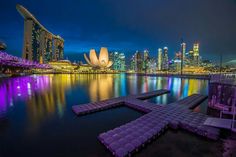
[0,0,236,63]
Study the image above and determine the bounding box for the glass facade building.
[162,47,169,71]
[110,52,126,71]
[157,48,162,71]
[17,4,64,63]
[181,42,186,66]
[193,43,200,66]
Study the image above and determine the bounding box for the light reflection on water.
[0,74,217,157]
[0,74,209,132]
[0,75,50,115]
[0,74,208,122]
[147,77,208,105]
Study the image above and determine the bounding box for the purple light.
[0,51,51,69]
[0,75,50,116]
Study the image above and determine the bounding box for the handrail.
[211,73,236,86]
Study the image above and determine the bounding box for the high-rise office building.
[110,52,119,70]
[143,49,150,72]
[135,51,143,72]
[162,47,169,71]
[193,43,200,66]
[143,49,149,61]
[130,54,135,71]
[16,4,64,63]
[188,50,194,66]
[174,52,182,72]
[147,58,156,73]
[110,52,126,71]
[181,42,186,65]
[157,48,162,71]
[119,53,126,71]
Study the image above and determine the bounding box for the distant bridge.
[0,51,51,74]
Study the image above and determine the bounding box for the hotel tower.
[16,4,64,63]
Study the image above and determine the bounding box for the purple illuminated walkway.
[72,90,220,157]
[0,51,51,69]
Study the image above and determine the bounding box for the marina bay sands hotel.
[16,4,64,63]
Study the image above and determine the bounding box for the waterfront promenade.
[72,90,220,157]
[127,73,211,80]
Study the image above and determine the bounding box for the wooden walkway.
[72,90,220,157]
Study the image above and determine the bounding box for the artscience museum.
[84,47,113,69]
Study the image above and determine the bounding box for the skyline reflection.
[0,75,50,116]
[25,74,80,131]
[148,77,208,105]
[0,74,208,132]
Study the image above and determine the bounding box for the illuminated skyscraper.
[135,51,143,72]
[181,42,186,65]
[119,53,126,71]
[144,49,149,60]
[110,52,125,71]
[16,4,64,63]
[174,52,182,72]
[157,48,162,71]
[110,52,119,70]
[143,49,150,73]
[162,47,169,70]
[40,32,53,63]
[193,43,200,66]
[187,50,194,66]
[53,38,64,61]
[147,58,156,73]
[130,55,136,71]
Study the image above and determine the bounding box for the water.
[145,76,209,113]
[0,74,222,157]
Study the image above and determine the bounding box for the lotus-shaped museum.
[84,47,113,68]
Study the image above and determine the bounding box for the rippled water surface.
[0,74,222,157]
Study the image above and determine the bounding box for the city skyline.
[0,0,236,63]
[0,1,236,156]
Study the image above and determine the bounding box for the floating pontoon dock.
[72,90,220,157]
